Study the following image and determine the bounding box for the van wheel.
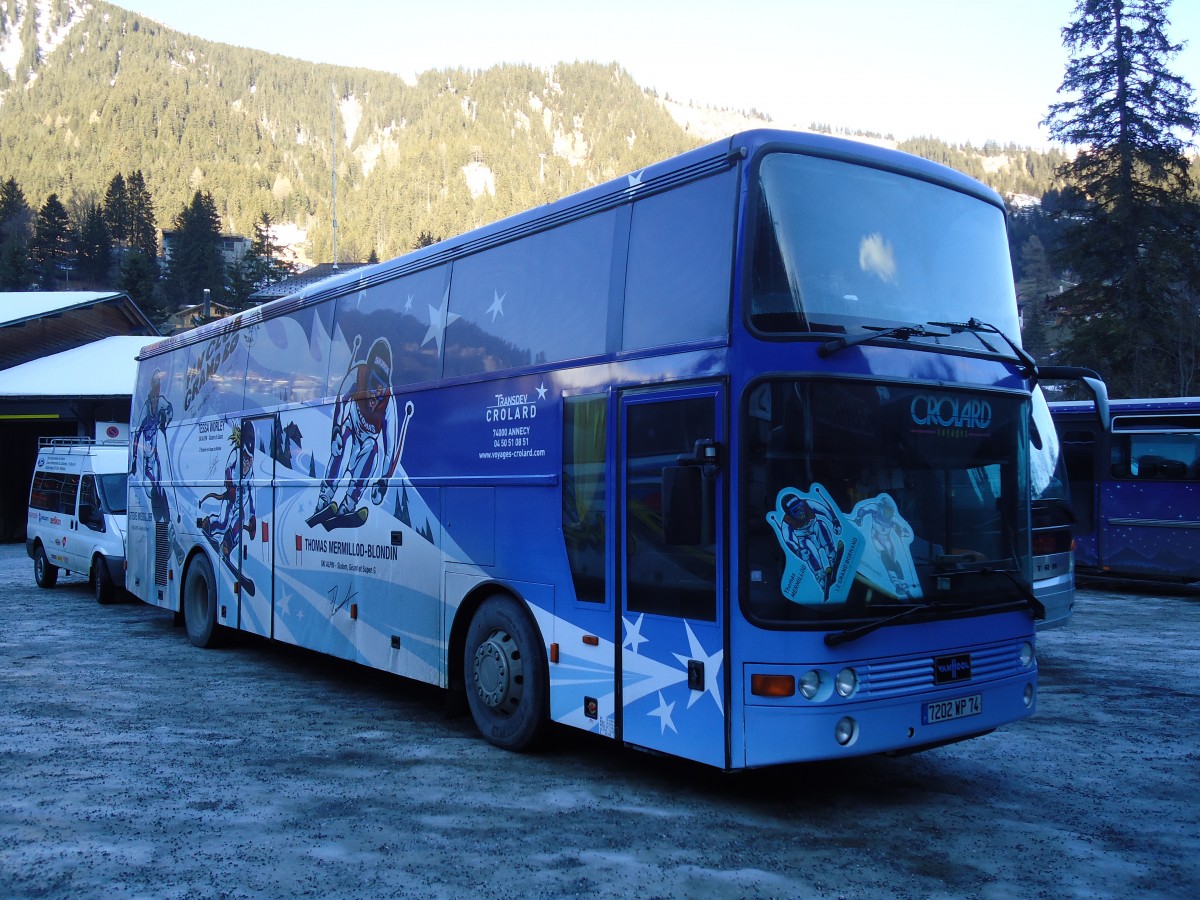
[92,557,116,605]
[463,595,548,751]
[183,555,223,648]
[34,545,58,589]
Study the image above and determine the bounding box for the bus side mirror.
[1038,365,1111,431]
[662,465,703,545]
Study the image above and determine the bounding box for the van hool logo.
[933,653,972,684]
[911,395,992,430]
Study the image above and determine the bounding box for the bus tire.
[34,544,58,589]
[92,557,116,605]
[463,594,548,752]
[183,554,224,648]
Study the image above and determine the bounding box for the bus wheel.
[183,555,223,648]
[92,557,116,605]
[464,595,547,751]
[33,544,58,589]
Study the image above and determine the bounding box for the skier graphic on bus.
[308,336,415,531]
[131,368,174,517]
[197,421,258,596]
[849,492,921,599]
[768,484,862,605]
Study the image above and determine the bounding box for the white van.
[27,438,129,603]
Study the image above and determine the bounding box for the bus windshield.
[744,380,1031,626]
[749,152,1019,344]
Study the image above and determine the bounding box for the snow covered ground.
[0,542,1196,898]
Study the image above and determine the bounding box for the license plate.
[923,693,982,725]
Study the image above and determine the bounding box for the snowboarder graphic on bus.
[308,336,415,531]
[197,421,258,597]
[130,368,173,514]
[850,492,920,598]
[768,485,857,604]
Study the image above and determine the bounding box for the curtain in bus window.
[443,212,614,378]
[563,397,606,603]
[332,267,446,389]
[622,172,734,351]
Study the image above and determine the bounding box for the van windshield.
[97,473,128,514]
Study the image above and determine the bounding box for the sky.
[120,0,1200,148]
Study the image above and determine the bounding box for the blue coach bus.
[1029,374,1109,629]
[129,129,1057,769]
[1051,397,1200,585]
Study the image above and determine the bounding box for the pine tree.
[103,173,129,247]
[0,177,32,239]
[0,177,32,289]
[165,190,226,311]
[73,201,112,287]
[31,194,73,289]
[119,249,164,323]
[1042,0,1200,396]
[126,171,158,259]
[227,211,296,310]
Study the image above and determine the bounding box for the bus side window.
[563,396,607,604]
[1127,434,1200,481]
[622,173,734,351]
[1110,433,1132,479]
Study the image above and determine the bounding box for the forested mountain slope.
[2,0,1072,264]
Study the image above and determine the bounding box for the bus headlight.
[1024,683,1035,707]
[834,716,859,746]
[1019,641,1035,667]
[835,667,859,698]
[798,669,823,700]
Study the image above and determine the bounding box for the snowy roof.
[0,292,132,327]
[0,335,152,398]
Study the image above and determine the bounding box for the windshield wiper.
[824,601,971,647]
[927,317,1036,378]
[979,566,1046,619]
[817,322,951,358]
[823,588,1042,648]
[933,560,1046,620]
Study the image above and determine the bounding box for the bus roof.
[139,128,1006,362]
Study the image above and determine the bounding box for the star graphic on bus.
[673,622,724,714]
[422,286,459,351]
[648,691,676,734]
[487,290,506,322]
[536,382,548,400]
[623,613,647,654]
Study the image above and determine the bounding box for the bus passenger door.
[236,415,275,637]
[619,385,726,768]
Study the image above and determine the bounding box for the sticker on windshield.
[767,485,863,605]
[848,493,922,599]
